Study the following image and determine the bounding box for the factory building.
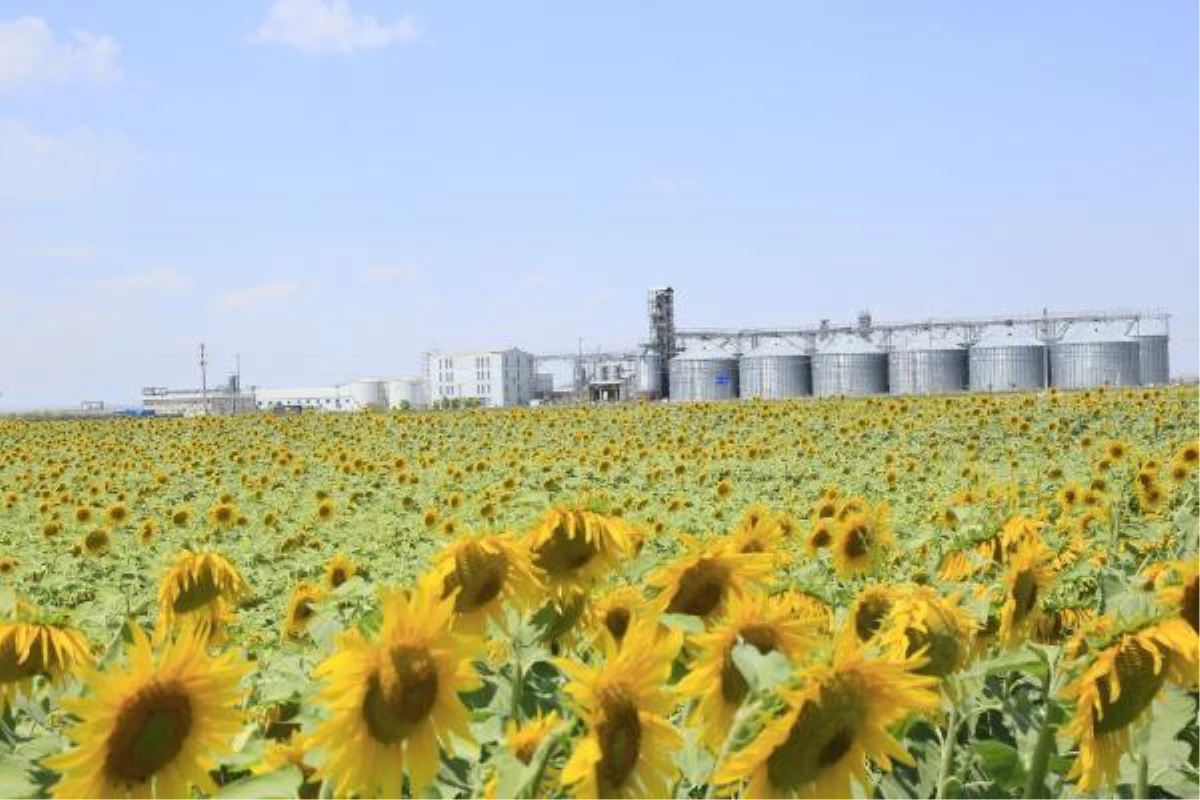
[255,377,429,413]
[425,349,537,408]
[142,376,256,417]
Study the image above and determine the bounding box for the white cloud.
[250,0,422,54]
[104,267,191,291]
[217,280,305,309]
[0,119,128,205]
[523,271,549,290]
[361,264,427,285]
[0,16,120,91]
[25,243,95,260]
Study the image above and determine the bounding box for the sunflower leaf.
[213,765,302,799]
[730,641,792,695]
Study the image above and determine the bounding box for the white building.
[385,377,429,409]
[254,386,362,412]
[142,387,256,417]
[425,349,537,407]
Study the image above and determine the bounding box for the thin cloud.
[24,243,95,260]
[217,279,305,309]
[0,118,128,206]
[361,264,427,285]
[103,267,191,291]
[249,0,422,55]
[0,16,120,91]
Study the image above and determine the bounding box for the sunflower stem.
[936,703,959,799]
[1134,752,1149,799]
[703,696,758,799]
[1022,670,1056,799]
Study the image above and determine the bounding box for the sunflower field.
[0,386,1196,799]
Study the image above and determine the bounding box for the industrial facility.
[135,287,1173,416]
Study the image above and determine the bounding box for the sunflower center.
[1093,641,1165,735]
[1012,569,1038,620]
[173,571,222,614]
[330,567,348,588]
[362,645,439,744]
[765,675,867,791]
[810,528,831,548]
[904,614,961,678]
[533,525,598,577]
[854,595,892,642]
[292,600,315,624]
[84,529,109,553]
[843,525,869,559]
[1183,577,1198,634]
[0,636,40,683]
[664,559,729,618]
[604,607,631,642]
[595,689,641,794]
[453,543,507,612]
[104,681,193,785]
[721,625,779,705]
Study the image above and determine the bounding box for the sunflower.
[324,553,357,590]
[0,614,92,708]
[156,550,250,644]
[429,533,540,633]
[1156,559,1199,634]
[82,527,111,556]
[283,582,324,640]
[829,503,894,578]
[804,519,836,558]
[1062,621,1198,791]
[728,504,788,558]
[677,592,817,749]
[647,537,773,623]
[310,581,481,798]
[877,587,977,679]
[557,622,683,798]
[585,585,655,649]
[526,507,632,607]
[713,646,939,799]
[844,585,904,646]
[45,626,249,799]
[997,541,1055,649]
[316,498,335,521]
[206,501,238,529]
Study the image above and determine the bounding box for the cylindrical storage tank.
[968,328,1047,392]
[888,348,967,395]
[1049,324,1140,389]
[386,378,428,409]
[349,378,387,410]
[668,346,739,402]
[1135,335,1169,385]
[739,340,811,399]
[811,334,888,396]
[634,352,663,399]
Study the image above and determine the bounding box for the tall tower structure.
[648,287,676,397]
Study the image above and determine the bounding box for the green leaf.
[730,642,792,695]
[659,613,706,634]
[974,739,1026,787]
[0,755,38,799]
[213,765,303,799]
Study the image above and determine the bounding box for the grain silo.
[385,378,428,409]
[887,329,968,395]
[739,339,811,399]
[1134,335,1169,385]
[968,327,1047,392]
[811,333,888,396]
[1049,323,1140,389]
[668,345,739,401]
[634,351,664,399]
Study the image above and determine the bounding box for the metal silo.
[634,351,663,399]
[811,334,888,396]
[1049,324,1140,389]
[668,345,739,401]
[887,329,967,395]
[739,339,812,399]
[1134,335,1169,385]
[968,328,1047,392]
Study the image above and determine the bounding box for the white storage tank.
[739,339,811,399]
[888,329,968,395]
[634,352,663,399]
[349,378,387,410]
[1049,323,1140,389]
[669,345,739,402]
[385,378,428,409]
[1134,335,1169,385]
[968,327,1047,392]
[811,334,888,396]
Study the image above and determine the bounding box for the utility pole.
[199,343,209,416]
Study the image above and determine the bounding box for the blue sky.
[1,1,1196,409]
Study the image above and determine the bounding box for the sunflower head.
[527,508,632,606]
[156,550,249,644]
[648,538,773,623]
[877,587,977,679]
[324,554,357,591]
[0,614,92,707]
[283,582,324,640]
[845,585,903,646]
[1155,560,1199,635]
[996,541,1055,649]
[586,585,654,649]
[829,502,894,578]
[431,533,540,633]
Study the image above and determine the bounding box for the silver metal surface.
[968,345,1047,392]
[1134,335,1170,385]
[887,348,967,395]
[1049,341,1140,389]
[349,378,387,410]
[634,353,663,398]
[668,349,739,401]
[811,353,888,396]
[739,344,812,399]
